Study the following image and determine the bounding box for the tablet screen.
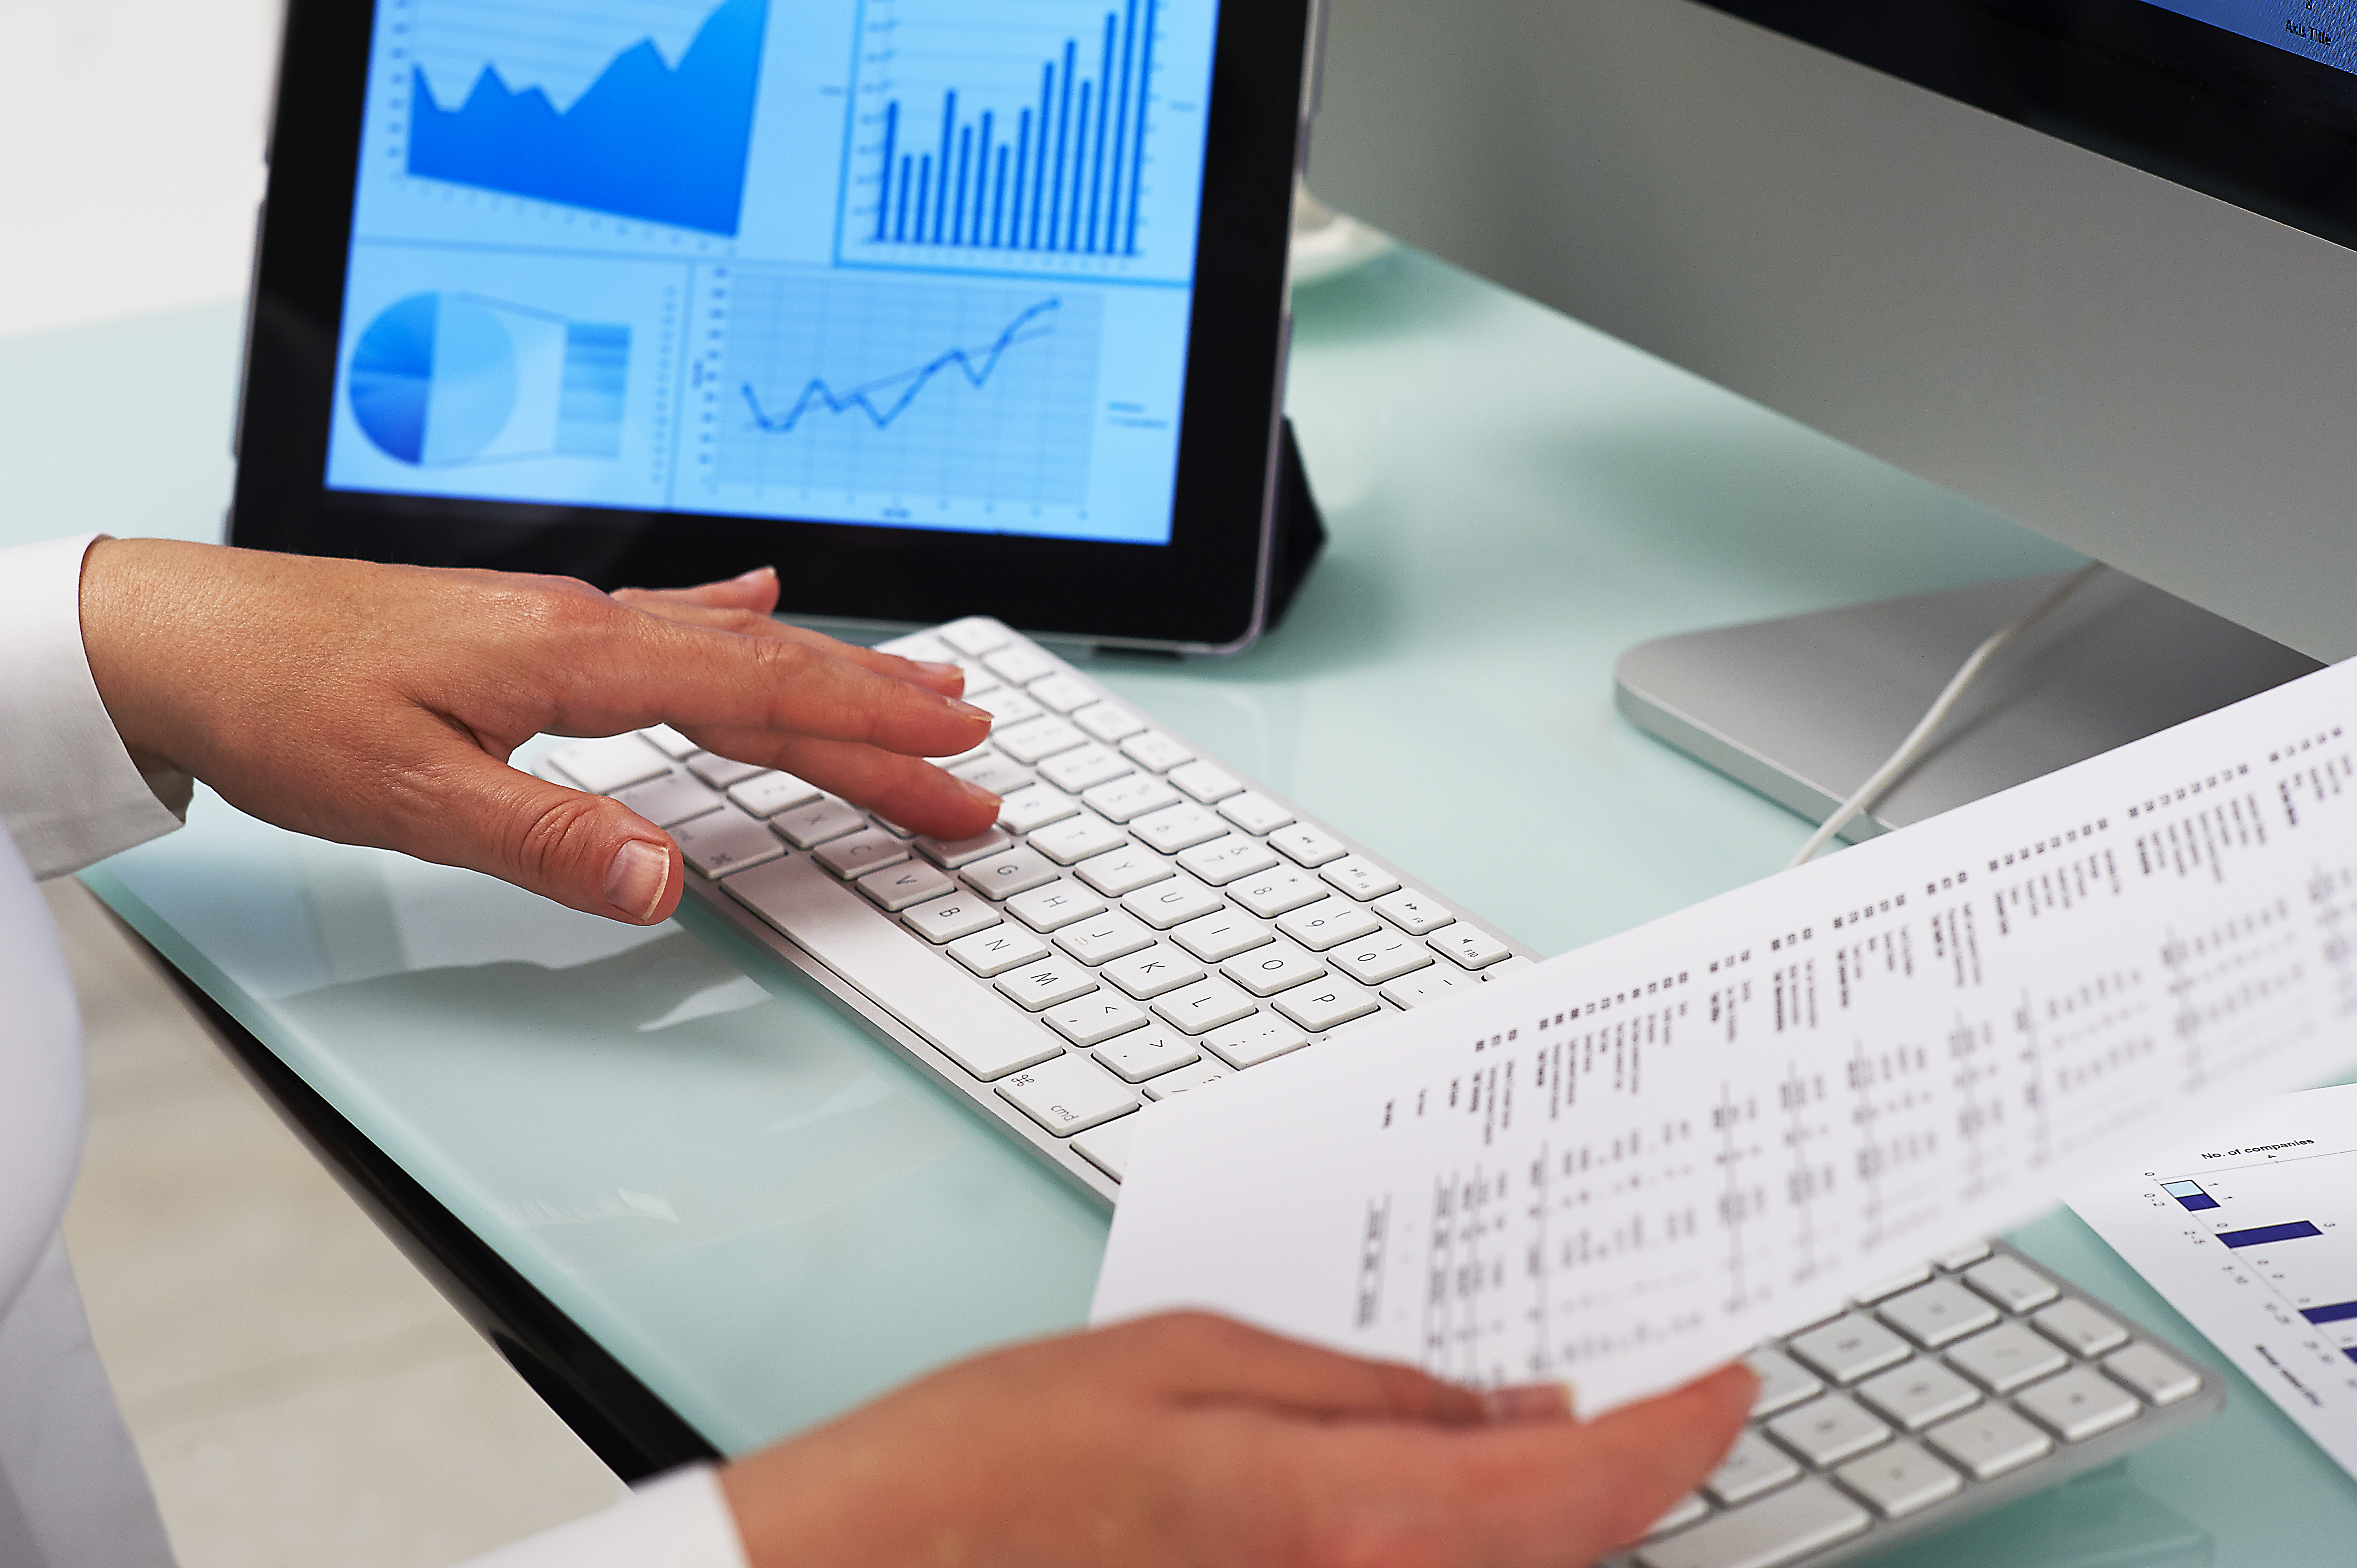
[326,0,1218,548]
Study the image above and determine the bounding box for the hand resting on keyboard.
[74,538,1000,924]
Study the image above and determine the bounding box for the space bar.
[720,855,1063,1082]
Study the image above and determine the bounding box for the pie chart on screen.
[346,292,520,466]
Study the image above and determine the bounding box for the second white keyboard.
[544,615,1540,1204]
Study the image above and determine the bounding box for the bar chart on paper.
[837,0,1208,278]
[2073,1081,2357,1480]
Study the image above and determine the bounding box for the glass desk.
[8,249,2353,1563]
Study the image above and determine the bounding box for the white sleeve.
[0,535,190,879]
[457,1464,752,1568]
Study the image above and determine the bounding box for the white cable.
[1787,561,2107,870]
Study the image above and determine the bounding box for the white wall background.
[0,0,279,337]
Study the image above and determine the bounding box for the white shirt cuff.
[456,1464,751,1568]
[0,535,189,878]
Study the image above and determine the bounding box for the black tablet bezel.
[232,0,1315,651]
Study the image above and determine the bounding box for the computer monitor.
[1302,0,2357,834]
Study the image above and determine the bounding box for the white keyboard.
[545,615,2226,1566]
[543,615,1540,1204]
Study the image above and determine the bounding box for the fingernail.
[1479,1382,1574,1425]
[605,839,672,922]
[959,778,1002,811]
[732,564,776,583]
[948,698,992,724]
[911,659,964,681]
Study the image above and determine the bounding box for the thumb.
[404,749,683,924]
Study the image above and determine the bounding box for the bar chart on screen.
[2073,1081,2357,1480]
[835,0,1215,280]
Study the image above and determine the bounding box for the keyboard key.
[550,734,673,793]
[1855,1358,1980,1431]
[1430,924,1514,970]
[1832,1440,1960,1520]
[614,772,724,828]
[868,813,919,840]
[676,806,786,878]
[1169,760,1244,803]
[1177,834,1282,886]
[971,687,1043,727]
[1084,774,1183,822]
[1054,911,1154,966]
[687,753,771,790]
[1646,1494,1710,1540]
[816,827,911,879]
[1878,1280,1998,1349]
[1231,866,1329,918]
[1027,673,1097,713]
[1133,802,1226,853]
[1007,879,1108,932]
[1172,909,1275,963]
[903,895,1001,944]
[1030,813,1129,866]
[1332,931,1435,986]
[855,860,956,912]
[961,847,1061,900]
[1481,955,1535,981]
[1095,1027,1201,1083]
[1745,1350,1823,1416]
[1142,1058,1233,1099]
[2032,1298,2127,1358]
[1204,1014,1311,1068]
[951,755,1032,796]
[996,716,1087,763]
[1703,1431,1801,1506]
[1925,1404,2051,1481]
[1042,993,1149,1047]
[872,633,954,663]
[1122,874,1226,929]
[995,959,1098,1011]
[773,797,868,848]
[1070,1117,1136,1180]
[1277,898,1386,951]
[1223,938,1328,997]
[1963,1255,2060,1314]
[1945,1322,2067,1393]
[1040,744,1135,793]
[1074,701,1146,743]
[1119,731,1194,772]
[996,784,1081,834]
[1635,1479,1867,1568]
[917,826,1014,868]
[938,616,1011,655]
[1268,823,1347,867]
[637,724,698,758]
[1936,1241,1992,1270]
[1851,1265,1931,1305]
[1318,854,1401,902]
[1765,1394,1891,1467]
[1275,977,1381,1032]
[2102,1343,2200,1406]
[1076,845,1174,897]
[1372,889,1456,936]
[947,924,1052,976]
[1380,967,1476,1008]
[1216,790,1296,835]
[1788,1314,1912,1384]
[724,771,823,818]
[1104,944,1207,999]
[983,643,1058,685]
[2014,1366,2140,1442]
[996,1055,1139,1136]
[1151,977,1260,1035]
[724,855,1058,1081]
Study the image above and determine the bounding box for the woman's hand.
[77,540,1000,924]
[720,1312,1756,1568]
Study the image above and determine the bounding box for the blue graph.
[740,300,1061,433]
[858,0,1159,257]
[406,0,768,236]
[349,292,630,467]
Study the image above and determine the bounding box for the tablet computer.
[231,0,1323,652]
